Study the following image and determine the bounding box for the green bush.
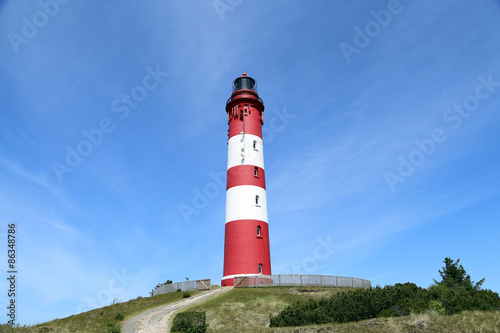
[429,300,445,314]
[427,284,500,314]
[271,258,500,327]
[270,282,500,327]
[171,311,208,333]
[270,283,430,327]
[177,288,182,292]
[376,308,398,318]
[115,312,124,321]
[107,322,121,333]
[183,292,191,298]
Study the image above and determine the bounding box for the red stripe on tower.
[222,74,271,286]
[226,166,266,190]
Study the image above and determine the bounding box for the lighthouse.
[221,74,271,287]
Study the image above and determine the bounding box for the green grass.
[3,286,499,332]
[184,286,351,332]
[5,290,204,333]
[181,287,500,333]
[277,310,500,333]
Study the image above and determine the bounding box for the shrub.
[427,284,500,314]
[177,288,182,292]
[270,283,430,327]
[270,281,500,327]
[171,311,208,333]
[271,258,500,327]
[429,300,445,314]
[115,312,124,321]
[183,292,191,298]
[107,322,120,333]
[376,308,398,318]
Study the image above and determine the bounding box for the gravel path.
[122,287,233,333]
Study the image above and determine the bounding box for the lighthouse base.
[221,277,234,287]
[221,274,274,287]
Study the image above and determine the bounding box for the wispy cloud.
[41,214,78,234]
[0,154,72,206]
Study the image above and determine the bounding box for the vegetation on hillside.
[2,258,499,332]
[175,285,500,332]
[270,257,500,327]
[184,286,347,332]
[2,284,499,332]
[434,257,485,290]
[269,282,500,327]
[0,290,203,333]
[171,311,208,333]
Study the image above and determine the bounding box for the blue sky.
[1,0,499,325]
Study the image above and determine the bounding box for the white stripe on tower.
[225,185,268,223]
[227,134,264,170]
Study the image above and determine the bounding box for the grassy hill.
[3,287,499,332]
[182,287,500,332]
[1,290,205,333]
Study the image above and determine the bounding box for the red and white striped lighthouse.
[221,74,271,287]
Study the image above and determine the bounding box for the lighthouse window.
[255,195,260,205]
[254,167,258,177]
[253,140,257,150]
[259,263,263,274]
[257,225,261,236]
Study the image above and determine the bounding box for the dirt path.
[122,287,233,333]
